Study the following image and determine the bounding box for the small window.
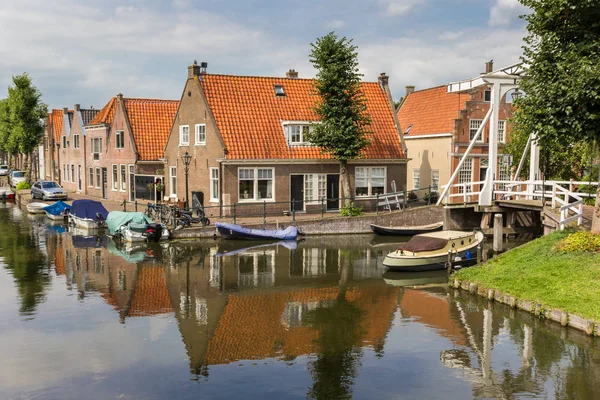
[95,168,101,188]
[195,124,206,145]
[210,167,219,202]
[120,165,126,191]
[179,125,189,146]
[469,119,483,142]
[73,134,80,149]
[274,85,285,96]
[484,90,491,102]
[115,131,125,149]
[62,136,67,148]
[89,168,94,187]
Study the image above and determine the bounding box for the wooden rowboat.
[370,221,443,236]
[26,202,48,214]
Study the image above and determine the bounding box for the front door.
[101,168,108,199]
[290,175,304,212]
[129,165,135,201]
[77,165,82,191]
[326,174,340,210]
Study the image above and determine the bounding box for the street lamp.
[511,88,523,101]
[182,151,192,210]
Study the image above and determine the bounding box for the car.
[31,181,67,200]
[0,165,8,176]
[9,170,26,188]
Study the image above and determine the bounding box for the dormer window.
[283,123,313,146]
[274,85,285,96]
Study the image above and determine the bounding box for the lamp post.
[182,151,192,210]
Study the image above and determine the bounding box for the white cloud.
[438,30,464,41]
[380,0,426,16]
[327,19,347,29]
[489,0,528,26]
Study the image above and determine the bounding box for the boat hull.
[70,215,105,230]
[370,222,443,236]
[26,202,47,214]
[123,226,170,242]
[216,222,298,241]
[45,211,66,221]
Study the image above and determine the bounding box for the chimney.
[74,104,80,111]
[405,85,415,98]
[116,93,123,102]
[286,69,298,79]
[62,107,68,114]
[188,63,201,79]
[90,106,94,110]
[378,72,389,87]
[200,61,208,75]
[485,60,494,73]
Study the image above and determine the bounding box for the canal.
[0,203,598,399]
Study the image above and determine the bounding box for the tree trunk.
[339,161,352,207]
[591,169,600,233]
[24,153,30,181]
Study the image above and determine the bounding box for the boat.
[0,187,14,200]
[26,202,48,214]
[370,221,443,236]
[383,230,485,272]
[215,222,298,240]
[43,200,71,220]
[383,270,449,288]
[69,199,109,230]
[106,211,169,242]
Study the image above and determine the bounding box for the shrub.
[576,184,597,205]
[340,202,363,217]
[408,191,418,201]
[423,191,439,203]
[553,231,600,253]
[16,181,31,190]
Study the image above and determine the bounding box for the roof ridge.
[408,85,449,95]
[122,97,179,102]
[203,73,381,84]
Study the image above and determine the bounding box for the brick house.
[163,63,407,215]
[84,94,178,202]
[398,61,513,198]
[43,108,72,183]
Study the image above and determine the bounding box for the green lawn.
[454,231,600,321]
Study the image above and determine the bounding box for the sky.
[0,0,529,111]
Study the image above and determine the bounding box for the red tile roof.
[89,97,179,161]
[199,75,405,160]
[129,266,173,316]
[397,86,468,137]
[50,109,64,142]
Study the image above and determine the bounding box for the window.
[469,119,483,142]
[497,120,506,143]
[73,134,80,149]
[62,136,67,148]
[274,84,285,96]
[484,90,491,102]
[120,165,126,191]
[458,158,473,193]
[210,168,219,202]
[355,167,387,197]
[179,125,189,146]
[71,165,74,183]
[115,130,124,149]
[413,169,420,190]
[499,154,512,181]
[91,138,102,160]
[63,165,67,182]
[169,166,177,197]
[89,168,94,187]
[112,165,118,190]
[304,174,314,202]
[238,168,274,201]
[431,170,439,191]
[286,124,311,145]
[195,124,206,145]
[301,174,327,204]
[318,174,326,200]
[95,168,101,188]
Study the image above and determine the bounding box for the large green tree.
[0,98,18,166]
[307,32,372,205]
[513,0,600,231]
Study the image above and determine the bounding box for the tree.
[0,98,18,166]
[6,73,47,179]
[513,0,600,231]
[307,32,372,205]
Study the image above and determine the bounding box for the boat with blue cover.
[43,200,71,220]
[215,222,298,240]
[69,199,109,230]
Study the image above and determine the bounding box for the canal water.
[0,203,598,400]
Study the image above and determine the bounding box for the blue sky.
[0,0,528,110]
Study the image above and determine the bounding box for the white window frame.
[355,166,387,197]
[301,173,328,204]
[195,124,206,146]
[469,119,483,142]
[95,167,101,189]
[89,168,94,188]
[73,134,80,149]
[282,122,313,146]
[71,164,75,183]
[210,167,219,202]
[112,165,118,191]
[497,120,506,143]
[413,169,420,190]
[431,170,439,192]
[169,166,177,198]
[120,164,127,192]
[179,125,189,146]
[91,138,102,160]
[115,130,125,149]
[238,167,275,202]
[458,157,473,193]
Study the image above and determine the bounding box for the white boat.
[106,211,170,242]
[26,202,48,214]
[69,199,108,230]
[43,200,71,220]
[122,223,169,242]
[383,230,485,272]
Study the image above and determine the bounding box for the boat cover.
[71,200,109,221]
[72,235,107,248]
[215,222,298,240]
[398,236,448,253]
[106,211,153,235]
[43,200,70,216]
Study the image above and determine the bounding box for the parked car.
[0,165,9,176]
[9,171,26,188]
[31,181,67,200]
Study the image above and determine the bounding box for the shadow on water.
[0,203,599,399]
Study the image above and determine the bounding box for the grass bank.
[454,231,600,321]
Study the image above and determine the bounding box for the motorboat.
[370,221,443,236]
[0,187,14,200]
[215,222,298,240]
[69,199,108,230]
[43,200,70,220]
[106,211,169,242]
[383,230,485,272]
[26,202,48,214]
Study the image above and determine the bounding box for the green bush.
[554,231,600,253]
[576,184,597,205]
[423,191,439,203]
[16,181,31,190]
[408,191,418,201]
[340,202,362,217]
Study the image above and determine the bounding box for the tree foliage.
[307,32,372,203]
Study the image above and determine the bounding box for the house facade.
[163,63,407,216]
[398,61,514,198]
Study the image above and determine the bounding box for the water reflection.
[1,203,599,399]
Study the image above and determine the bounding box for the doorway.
[290,175,304,212]
[129,165,135,201]
[77,165,81,191]
[101,168,108,199]
[326,174,340,210]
